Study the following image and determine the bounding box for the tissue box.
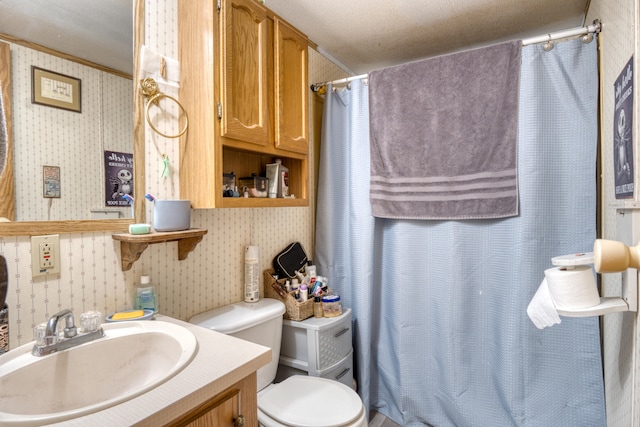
[153,200,191,231]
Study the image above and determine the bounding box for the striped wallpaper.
[0,0,349,350]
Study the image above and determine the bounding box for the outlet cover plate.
[31,234,60,278]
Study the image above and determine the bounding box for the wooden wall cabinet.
[178,0,309,209]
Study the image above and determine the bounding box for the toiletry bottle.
[296,270,307,285]
[311,276,323,295]
[314,296,324,318]
[306,260,317,286]
[135,275,158,313]
[291,278,299,300]
[300,283,308,302]
[244,246,260,303]
[275,159,289,197]
[266,161,280,198]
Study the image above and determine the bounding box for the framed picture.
[31,66,81,113]
[43,165,61,198]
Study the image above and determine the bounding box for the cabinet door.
[220,0,269,146]
[182,391,239,427]
[167,373,257,427]
[274,17,309,154]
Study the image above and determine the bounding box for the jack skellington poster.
[104,151,134,207]
[614,57,634,199]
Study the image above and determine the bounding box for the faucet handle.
[63,314,77,338]
[79,311,103,333]
[33,323,54,346]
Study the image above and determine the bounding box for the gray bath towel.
[369,40,521,220]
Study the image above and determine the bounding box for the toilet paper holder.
[550,239,639,317]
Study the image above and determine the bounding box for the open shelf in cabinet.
[219,147,308,208]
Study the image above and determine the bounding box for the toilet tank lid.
[188,298,286,334]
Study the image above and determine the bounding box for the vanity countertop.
[47,314,271,426]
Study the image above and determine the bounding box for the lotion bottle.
[306,260,317,285]
[275,159,289,197]
[266,161,280,198]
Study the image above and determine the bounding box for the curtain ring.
[140,77,189,138]
[543,34,554,52]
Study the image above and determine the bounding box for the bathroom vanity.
[46,315,271,426]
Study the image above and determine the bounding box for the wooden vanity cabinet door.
[167,373,258,427]
[219,0,269,147]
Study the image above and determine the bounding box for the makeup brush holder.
[153,200,191,231]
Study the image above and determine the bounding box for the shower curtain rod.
[310,19,601,92]
[521,18,601,46]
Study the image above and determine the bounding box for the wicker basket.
[263,269,315,321]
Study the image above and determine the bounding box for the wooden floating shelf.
[112,228,208,271]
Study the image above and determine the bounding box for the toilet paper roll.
[527,278,561,329]
[544,265,600,310]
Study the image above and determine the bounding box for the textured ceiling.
[265,0,589,74]
[0,0,132,74]
[0,0,588,76]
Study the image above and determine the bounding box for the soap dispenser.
[135,275,158,314]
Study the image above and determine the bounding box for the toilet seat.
[258,376,366,427]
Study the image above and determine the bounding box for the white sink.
[0,320,198,426]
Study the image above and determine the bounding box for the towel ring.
[140,77,188,138]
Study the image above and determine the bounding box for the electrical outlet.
[39,242,54,269]
[31,234,61,278]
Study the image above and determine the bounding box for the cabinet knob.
[234,415,245,427]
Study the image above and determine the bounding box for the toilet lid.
[259,376,363,427]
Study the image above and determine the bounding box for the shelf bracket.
[119,242,150,271]
[178,235,205,260]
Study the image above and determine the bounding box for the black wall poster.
[104,151,134,207]
[614,57,634,199]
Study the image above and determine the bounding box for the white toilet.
[189,298,367,427]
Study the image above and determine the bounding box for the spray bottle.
[244,246,260,302]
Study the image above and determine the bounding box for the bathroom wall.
[8,43,132,221]
[0,0,349,350]
[586,0,637,425]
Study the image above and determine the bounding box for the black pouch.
[273,242,308,279]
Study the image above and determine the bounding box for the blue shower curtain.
[315,37,604,427]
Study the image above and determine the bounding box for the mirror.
[0,0,145,235]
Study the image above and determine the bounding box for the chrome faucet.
[32,309,105,356]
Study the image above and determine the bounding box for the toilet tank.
[189,298,286,391]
